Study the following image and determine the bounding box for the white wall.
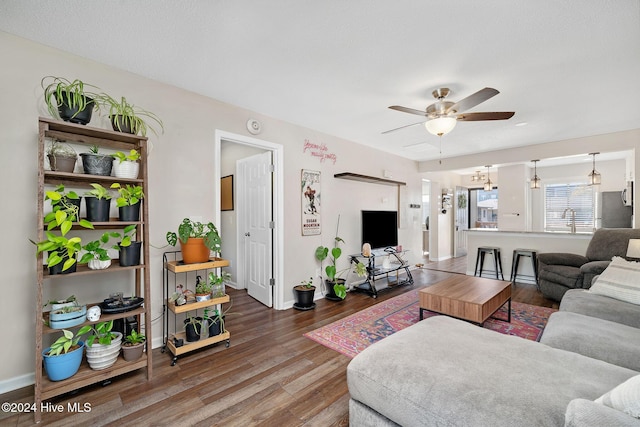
[0,32,423,391]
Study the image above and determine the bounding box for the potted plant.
[44,185,93,233]
[41,76,100,125]
[84,183,113,222]
[110,183,143,221]
[293,277,316,310]
[203,307,225,337]
[80,145,113,176]
[79,231,119,270]
[166,218,222,264]
[210,271,229,298]
[46,139,77,173]
[122,329,146,362]
[43,295,78,311]
[42,329,86,381]
[195,274,212,301]
[82,320,123,370]
[315,218,367,300]
[112,149,140,179]
[99,95,164,137]
[48,304,87,329]
[184,316,203,342]
[116,225,141,267]
[32,231,83,274]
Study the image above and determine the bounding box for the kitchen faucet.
[562,208,576,234]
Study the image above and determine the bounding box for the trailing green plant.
[195,275,213,294]
[79,231,119,263]
[166,218,222,253]
[99,95,164,137]
[116,224,138,249]
[41,76,100,121]
[110,183,144,207]
[46,329,84,356]
[113,149,140,163]
[44,185,93,234]
[43,295,77,308]
[82,320,117,347]
[124,329,146,346]
[85,183,112,200]
[32,232,83,271]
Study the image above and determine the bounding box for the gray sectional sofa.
[347,288,640,426]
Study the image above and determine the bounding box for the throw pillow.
[589,256,640,305]
[595,375,640,418]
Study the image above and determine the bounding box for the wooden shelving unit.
[34,118,152,423]
[162,254,231,366]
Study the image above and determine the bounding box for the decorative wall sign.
[303,139,337,164]
[302,169,321,235]
[221,175,234,211]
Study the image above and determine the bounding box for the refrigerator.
[599,191,633,228]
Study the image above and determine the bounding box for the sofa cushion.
[540,311,640,371]
[539,264,583,288]
[585,228,640,262]
[560,289,640,328]
[589,257,640,305]
[565,399,640,427]
[347,316,637,427]
[596,375,640,418]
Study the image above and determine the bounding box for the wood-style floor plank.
[1,257,557,426]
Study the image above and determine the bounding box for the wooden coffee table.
[419,275,512,325]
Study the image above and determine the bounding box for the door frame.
[214,130,284,310]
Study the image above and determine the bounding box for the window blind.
[544,183,594,232]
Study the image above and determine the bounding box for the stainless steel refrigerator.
[599,191,633,228]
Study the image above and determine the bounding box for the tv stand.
[349,249,413,298]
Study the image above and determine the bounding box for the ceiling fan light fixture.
[424,116,457,136]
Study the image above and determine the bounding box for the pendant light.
[483,165,493,191]
[471,170,486,182]
[530,159,541,189]
[588,152,601,186]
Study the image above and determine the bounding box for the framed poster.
[221,175,234,211]
[301,169,321,235]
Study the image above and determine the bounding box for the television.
[361,210,398,250]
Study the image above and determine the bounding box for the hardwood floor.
[2,258,557,426]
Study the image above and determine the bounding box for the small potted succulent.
[293,277,316,310]
[80,145,113,176]
[112,149,140,179]
[111,183,144,222]
[41,76,100,125]
[46,139,77,173]
[122,329,146,362]
[166,218,222,264]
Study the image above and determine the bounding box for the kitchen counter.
[465,229,593,282]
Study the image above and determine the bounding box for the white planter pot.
[85,332,123,370]
[88,259,112,270]
[112,160,139,179]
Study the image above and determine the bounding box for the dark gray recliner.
[537,228,640,301]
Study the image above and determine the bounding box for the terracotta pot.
[48,154,77,173]
[122,341,145,362]
[180,238,210,264]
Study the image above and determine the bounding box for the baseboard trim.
[0,373,34,394]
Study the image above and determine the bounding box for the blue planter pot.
[42,341,84,381]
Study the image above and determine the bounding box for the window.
[544,183,595,232]
[470,188,498,228]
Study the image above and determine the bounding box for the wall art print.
[302,169,321,236]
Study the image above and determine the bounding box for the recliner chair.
[537,228,640,301]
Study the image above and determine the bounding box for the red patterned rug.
[304,290,557,358]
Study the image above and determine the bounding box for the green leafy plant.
[43,295,77,308]
[85,183,112,200]
[166,218,222,253]
[88,145,100,154]
[46,329,84,356]
[110,183,144,207]
[44,185,93,234]
[99,95,164,137]
[124,329,146,346]
[116,224,137,249]
[32,232,83,271]
[113,149,140,163]
[79,231,119,263]
[41,76,100,121]
[82,320,117,347]
[195,275,213,294]
[297,277,315,289]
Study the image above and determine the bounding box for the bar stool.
[510,248,539,288]
[474,246,504,280]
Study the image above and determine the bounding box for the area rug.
[304,290,557,358]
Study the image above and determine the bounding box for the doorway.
[214,130,284,309]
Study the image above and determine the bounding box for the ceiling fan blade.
[389,105,428,116]
[446,87,499,114]
[382,120,426,134]
[456,112,515,121]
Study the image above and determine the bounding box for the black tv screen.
[362,210,398,250]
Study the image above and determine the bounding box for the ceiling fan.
[384,87,515,136]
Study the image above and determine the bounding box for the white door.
[238,151,273,307]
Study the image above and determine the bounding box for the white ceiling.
[1,1,639,164]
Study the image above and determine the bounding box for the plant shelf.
[168,294,230,314]
[165,257,230,273]
[166,331,230,356]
